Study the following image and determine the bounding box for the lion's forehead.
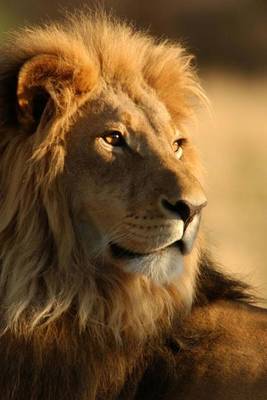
[81,85,175,145]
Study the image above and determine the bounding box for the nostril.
[161,199,191,223]
[175,201,192,223]
[161,199,206,224]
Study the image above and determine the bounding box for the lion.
[0,11,266,400]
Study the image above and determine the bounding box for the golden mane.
[0,12,204,339]
[1,13,266,400]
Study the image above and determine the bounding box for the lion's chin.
[108,241,184,284]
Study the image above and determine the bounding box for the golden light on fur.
[0,12,205,339]
[1,11,265,400]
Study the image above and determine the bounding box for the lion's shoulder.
[120,299,267,400]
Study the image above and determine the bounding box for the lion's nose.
[161,198,207,225]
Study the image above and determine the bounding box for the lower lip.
[110,240,185,260]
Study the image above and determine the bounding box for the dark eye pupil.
[173,138,185,152]
[112,133,120,140]
[102,131,124,146]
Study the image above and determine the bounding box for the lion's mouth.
[109,214,200,260]
[110,240,185,260]
[110,242,147,259]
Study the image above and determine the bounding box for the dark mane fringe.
[195,250,257,306]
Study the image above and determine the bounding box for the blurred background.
[0,0,266,302]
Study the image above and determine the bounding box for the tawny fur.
[0,12,202,336]
[0,12,266,400]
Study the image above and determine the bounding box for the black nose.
[161,199,207,225]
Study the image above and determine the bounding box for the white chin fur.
[123,245,184,284]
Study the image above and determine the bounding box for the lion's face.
[65,84,206,282]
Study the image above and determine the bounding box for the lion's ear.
[17,54,97,133]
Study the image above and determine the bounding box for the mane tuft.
[195,250,256,306]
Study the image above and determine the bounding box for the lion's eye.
[173,139,185,159]
[102,131,125,147]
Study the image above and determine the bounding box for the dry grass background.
[196,72,267,304]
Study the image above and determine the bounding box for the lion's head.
[0,13,207,339]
